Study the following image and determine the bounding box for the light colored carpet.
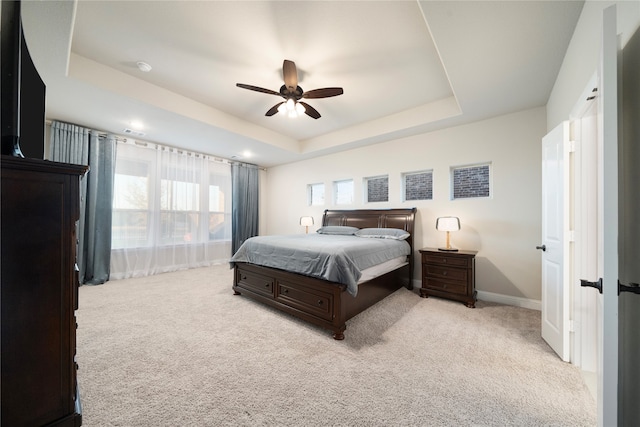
[76,264,596,426]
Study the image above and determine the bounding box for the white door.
[540,121,570,362]
[597,5,619,426]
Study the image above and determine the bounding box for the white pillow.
[355,227,410,240]
[316,226,360,235]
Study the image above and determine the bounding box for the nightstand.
[419,248,477,308]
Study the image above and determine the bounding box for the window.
[364,175,388,203]
[451,163,491,199]
[112,142,232,250]
[333,179,354,205]
[308,183,325,206]
[160,169,201,245]
[112,158,151,249]
[403,170,433,201]
[208,172,231,241]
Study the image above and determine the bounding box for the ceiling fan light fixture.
[286,98,296,111]
[236,60,343,120]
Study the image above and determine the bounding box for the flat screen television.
[1,1,46,159]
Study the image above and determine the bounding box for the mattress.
[230,233,410,296]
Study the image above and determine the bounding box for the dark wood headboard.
[322,208,417,255]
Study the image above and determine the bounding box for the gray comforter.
[229,234,410,296]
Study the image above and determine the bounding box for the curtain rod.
[46,119,263,169]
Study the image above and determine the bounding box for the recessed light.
[136,61,152,72]
[129,120,144,130]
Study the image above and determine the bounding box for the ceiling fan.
[236,60,343,119]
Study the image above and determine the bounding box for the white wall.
[547,0,640,130]
[262,107,546,304]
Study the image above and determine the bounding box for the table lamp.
[436,216,460,252]
[300,216,314,234]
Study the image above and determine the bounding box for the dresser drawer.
[424,278,468,296]
[423,253,471,267]
[236,269,275,297]
[424,264,468,282]
[276,280,334,321]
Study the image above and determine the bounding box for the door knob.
[536,244,546,251]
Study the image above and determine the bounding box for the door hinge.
[568,140,576,153]
[568,230,575,242]
[569,319,575,333]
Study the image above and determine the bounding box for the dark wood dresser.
[1,156,87,426]
[419,248,477,308]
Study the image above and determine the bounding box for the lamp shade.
[436,216,460,232]
[300,216,314,227]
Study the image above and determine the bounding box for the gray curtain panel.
[231,162,259,254]
[49,121,117,284]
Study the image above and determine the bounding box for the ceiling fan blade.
[265,102,284,116]
[282,60,298,92]
[299,102,321,119]
[236,83,281,96]
[302,87,344,99]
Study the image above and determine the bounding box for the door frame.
[598,6,619,426]
[569,73,599,389]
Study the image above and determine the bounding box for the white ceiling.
[21,1,584,168]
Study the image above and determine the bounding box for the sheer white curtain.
[110,140,232,279]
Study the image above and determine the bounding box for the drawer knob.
[265,282,270,288]
[317,300,323,305]
[283,289,289,294]
[443,259,447,263]
[442,271,448,276]
[241,275,247,280]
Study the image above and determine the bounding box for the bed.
[231,208,417,340]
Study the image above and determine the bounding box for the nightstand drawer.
[424,265,467,282]
[423,253,470,267]
[424,278,467,296]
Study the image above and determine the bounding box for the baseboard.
[410,280,541,311]
[477,290,541,311]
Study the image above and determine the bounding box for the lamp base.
[438,247,459,252]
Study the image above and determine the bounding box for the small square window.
[452,163,491,199]
[364,175,388,203]
[333,179,354,205]
[308,183,325,206]
[403,170,433,201]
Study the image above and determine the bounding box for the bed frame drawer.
[276,280,334,321]
[235,269,275,298]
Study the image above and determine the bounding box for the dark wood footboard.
[233,262,410,340]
